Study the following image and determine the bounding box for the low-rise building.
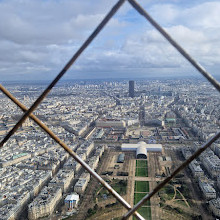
[96,119,126,128]
[48,170,74,193]
[28,186,62,220]
[64,193,80,209]
[74,179,88,194]
[203,155,220,178]
[181,147,192,159]
[189,160,204,178]
[198,179,216,200]
[74,173,90,194]
[209,198,220,217]
[94,145,105,158]
[122,142,162,159]
[88,156,99,170]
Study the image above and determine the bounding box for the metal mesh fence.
[0,0,220,219]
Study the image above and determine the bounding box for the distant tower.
[129,80,135,98]
[139,105,145,126]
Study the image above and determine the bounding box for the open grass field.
[159,184,174,201]
[134,160,151,220]
[97,179,127,200]
[135,181,149,192]
[134,193,151,206]
[136,160,148,167]
[135,167,148,177]
[134,181,151,217]
[135,160,148,177]
[133,207,152,220]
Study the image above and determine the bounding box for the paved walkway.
[127,159,136,220]
[134,176,164,181]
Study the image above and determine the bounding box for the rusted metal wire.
[123,131,220,219]
[0,83,145,220]
[0,0,126,149]
[128,0,220,93]
[1,0,220,219]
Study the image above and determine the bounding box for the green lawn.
[159,184,174,201]
[134,160,151,220]
[97,179,127,200]
[135,167,148,177]
[134,193,151,206]
[136,160,148,167]
[133,207,152,220]
[135,181,149,192]
[136,160,148,177]
[175,199,189,207]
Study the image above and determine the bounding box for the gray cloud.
[0,0,220,81]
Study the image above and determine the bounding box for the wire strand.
[0,1,220,219]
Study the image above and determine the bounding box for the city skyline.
[0,78,219,219]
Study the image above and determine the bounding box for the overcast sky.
[1,0,220,81]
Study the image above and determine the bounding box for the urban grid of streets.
[0,78,220,220]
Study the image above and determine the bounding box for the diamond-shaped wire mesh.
[0,0,220,219]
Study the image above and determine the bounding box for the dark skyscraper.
[129,80,134,98]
